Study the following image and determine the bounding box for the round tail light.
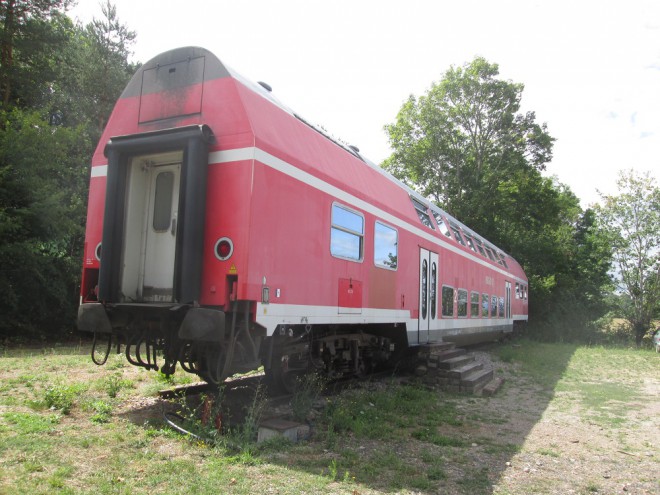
[214,237,234,261]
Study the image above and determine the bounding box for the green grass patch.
[0,340,657,494]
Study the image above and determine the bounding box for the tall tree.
[383,57,554,226]
[595,170,660,346]
[383,57,612,339]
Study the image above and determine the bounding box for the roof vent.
[349,145,360,153]
[258,81,272,92]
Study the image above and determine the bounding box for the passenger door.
[418,248,439,344]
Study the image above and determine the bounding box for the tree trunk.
[633,321,646,347]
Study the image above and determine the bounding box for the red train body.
[77,47,528,387]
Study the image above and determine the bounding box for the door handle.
[171,217,177,236]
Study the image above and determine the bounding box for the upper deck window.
[432,212,452,237]
[331,204,364,261]
[497,252,509,268]
[411,197,435,230]
[450,223,466,246]
[463,232,477,252]
[484,246,496,262]
[475,238,487,257]
[374,222,398,270]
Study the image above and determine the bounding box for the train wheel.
[265,355,307,395]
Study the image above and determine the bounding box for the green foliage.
[0,2,136,340]
[595,170,660,345]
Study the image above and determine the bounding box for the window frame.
[330,202,365,262]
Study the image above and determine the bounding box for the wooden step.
[435,354,473,370]
[460,367,493,393]
[433,348,466,362]
[481,376,505,396]
[446,360,483,379]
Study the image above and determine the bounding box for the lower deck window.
[457,289,468,317]
[482,293,489,317]
[471,291,480,317]
[442,286,454,317]
[490,295,497,317]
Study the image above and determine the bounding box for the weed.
[231,383,267,447]
[90,400,113,423]
[102,373,133,398]
[537,447,560,457]
[43,384,84,414]
[327,458,338,480]
[291,372,326,422]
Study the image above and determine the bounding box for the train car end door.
[120,151,182,303]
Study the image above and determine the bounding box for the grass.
[0,339,657,494]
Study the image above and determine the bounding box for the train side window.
[475,238,487,257]
[457,289,468,317]
[482,293,489,317]
[515,283,520,299]
[490,295,498,317]
[450,223,466,246]
[441,286,454,317]
[498,296,505,317]
[524,285,528,300]
[374,222,398,270]
[331,203,364,261]
[471,291,480,317]
[411,197,435,230]
[432,212,452,237]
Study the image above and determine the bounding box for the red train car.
[77,47,528,388]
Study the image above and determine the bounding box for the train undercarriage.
[80,301,407,391]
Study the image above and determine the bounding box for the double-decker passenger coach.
[77,47,528,389]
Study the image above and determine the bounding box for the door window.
[153,171,174,231]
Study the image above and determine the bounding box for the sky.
[69,0,660,207]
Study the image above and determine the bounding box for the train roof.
[117,46,519,271]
